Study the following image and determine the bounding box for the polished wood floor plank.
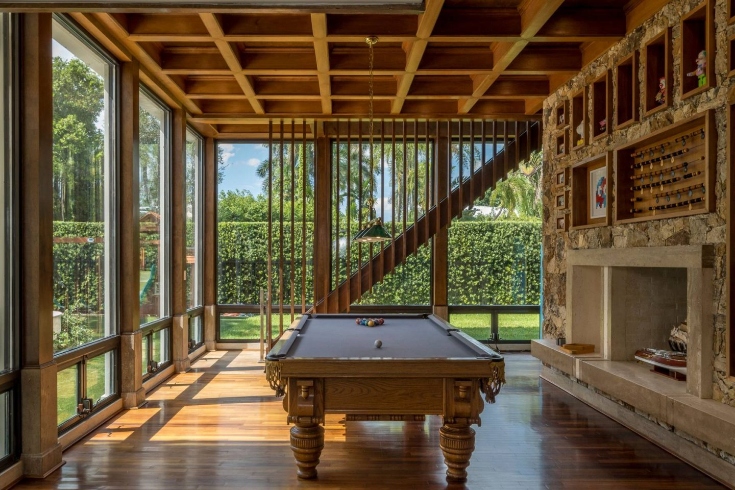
[13,351,725,489]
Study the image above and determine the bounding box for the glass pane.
[219,312,299,341]
[448,313,491,342]
[185,130,202,309]
[0,390,9,459]
[142,334,149,376]
[52,18,116,354]
[139,90,169,325]
[448,222,541,306]
[57,364,79,425]
[498,313,540,341]
[188,314,202,349]
[0,14,12,373]
[216,142,315,308]
[152,328,170,364]
[87,350,116,406]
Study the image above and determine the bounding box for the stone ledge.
[531,339,603,378]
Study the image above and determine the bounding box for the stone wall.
[542,0,733,405]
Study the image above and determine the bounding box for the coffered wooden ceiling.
[58,0,668,138]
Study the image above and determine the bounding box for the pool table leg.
[439,423,476,483]
[290,422,324,479]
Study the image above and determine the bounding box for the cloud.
[247,158,260,167]
[219,143,235,165]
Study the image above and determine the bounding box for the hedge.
[52,220,541,313]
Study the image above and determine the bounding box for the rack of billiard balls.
[355,317,385,327]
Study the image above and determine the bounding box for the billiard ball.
[355,318,361,325]
[368,320,375,327]
[374,340,382,348]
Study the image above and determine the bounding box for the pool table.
[265,313,505,483]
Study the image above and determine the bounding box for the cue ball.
[374,340,382,348]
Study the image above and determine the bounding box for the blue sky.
[218,143,268,196]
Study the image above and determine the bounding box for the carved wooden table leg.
[439,423,476,483]
[290,422,324,479]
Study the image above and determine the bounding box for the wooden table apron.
[264,314,505,483]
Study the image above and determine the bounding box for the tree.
[484,151,543,220]
[217,190,270,222]
[52,57,105,222]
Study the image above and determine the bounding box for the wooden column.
[203,137,217,350]
[171,108,189,372]
[119,60,145,409]
[313,134,331,312]
[432,125,449,320]
[19,13,63,477]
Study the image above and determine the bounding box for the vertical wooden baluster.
[492,121,499,188]
[503,121,509,179]
[481,120,487,197]
[302,120,307,314]
[458,119,464,218]
[413,119,419,254]
[334,120,340,310]
[514,120,520,170]
[470,120,475,205]
[425,119,430,244]
[346,121,351,311]
[368,118,374,293]
[290,120,295,324]
[279,120,285,336]
[357,119,363,302]
[267,121,273,346]
[379,119,385,284]
[446,120,452,225]
[390,120,396,275]
[402,119,407,264]
[525,120,531,164]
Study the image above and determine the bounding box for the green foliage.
[448,221,541,305]
[217,222,315,305]
[53,221,105,313]
[52,57,105,222]
[53,310,98,352]
[217,190,269,222]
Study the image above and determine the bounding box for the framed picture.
[589,166,608,219]
[556,215,566,231]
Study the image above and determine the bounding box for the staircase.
[315,121,542,313]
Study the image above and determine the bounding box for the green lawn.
[219,312,540,342]
[220,313,301,340]
[448,313,540,341]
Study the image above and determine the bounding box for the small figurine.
[686,50,706,87]
[655,77,666,105]
[575,120,584,146]
[599,118,606,133]
[559,113,565,125]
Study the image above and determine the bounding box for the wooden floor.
[14,351,725,489]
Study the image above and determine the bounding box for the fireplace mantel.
[565,244,714,398]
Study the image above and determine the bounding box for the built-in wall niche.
[591,71,611,141]
[555,100,568,129]
[570,152,612,230]
[644,28,672,116]
[570,88,587,149]
[615,110,715,224]
[729,34,735,77]
[615,53,639,129]
[681,0,714,99]
[730,0,735,23]
[555,131,567,157]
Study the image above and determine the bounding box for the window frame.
[138,85,172,326]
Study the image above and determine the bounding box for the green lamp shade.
[353,219,392,243]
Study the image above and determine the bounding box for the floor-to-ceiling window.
[138,88,171,375]
[0,12,17,471]
[186,129,203,350]
[52,15,118,431]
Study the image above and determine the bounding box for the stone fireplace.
[566,245,714,398]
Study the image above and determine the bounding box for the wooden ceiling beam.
[391,0,444,114]
[459,0,564,114]
[311,13,332,115]
[524,97,545,115]
[199,13,264,114]
[535,9,626,40]
[94,13,202,115]
[625,0,671,33]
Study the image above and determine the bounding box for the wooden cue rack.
[614,109,715,224]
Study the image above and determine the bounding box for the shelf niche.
[680,0,714,99]
[614,110,715,224]
[570,88,587,150]
[555,131,568,157]
[555,100,569,129]
[591,71,611,141]
[730,0,735,24]
[615,53,639,129]
[730,34,735,77]
[644,28,672,116]
[570,152,612,230]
